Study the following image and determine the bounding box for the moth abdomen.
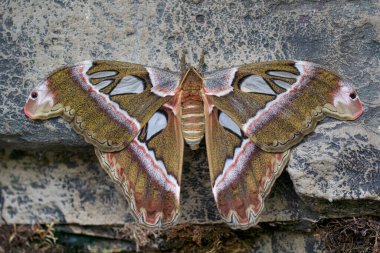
[181,99,205,150]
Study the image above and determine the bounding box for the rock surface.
[0,0,379,247]
[288,121,380,202]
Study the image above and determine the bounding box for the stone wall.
[1,0,379,251]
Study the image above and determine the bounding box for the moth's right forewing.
[204,61,363,152]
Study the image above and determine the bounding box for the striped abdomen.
[181,92,205,150]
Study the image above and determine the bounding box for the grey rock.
[0,0,379,244]
[1,146,379,226]
[288,121,380,203]
[0,146,307,225]
[0,149,133,224]
[1,0,379,149]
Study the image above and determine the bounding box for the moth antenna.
[197,50,207,73]
[179,52,187,73]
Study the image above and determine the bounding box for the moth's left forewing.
[204,61,363,152]
[203,95,290,229]
[96,95,184,228]
[87,61,179,125]
[24,60,181,152]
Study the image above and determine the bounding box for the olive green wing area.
[96,97,184,227]
[24,60,180,152]
[203,61,363,152]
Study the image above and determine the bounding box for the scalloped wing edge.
[215,149,291,230]
[95,147,181,228]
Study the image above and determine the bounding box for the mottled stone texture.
[0,0,379,248]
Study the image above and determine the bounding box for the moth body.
[179,67,206,150]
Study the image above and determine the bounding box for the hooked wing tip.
[331,82,364,120]
[331,94,363,121]
[24,93,42,120]
[24,94,41,120]
[351,97,363,120]
[24,102,33,120]
[24,81,57,120]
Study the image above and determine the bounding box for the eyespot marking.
[31,91,38,99]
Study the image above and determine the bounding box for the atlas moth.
[24,60,363,229]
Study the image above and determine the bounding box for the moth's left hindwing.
[96,95,184,227]
[25,61,184,227]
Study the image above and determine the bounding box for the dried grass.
[0,222,63,253]
[318,216,380,253]
[1,216,379,252]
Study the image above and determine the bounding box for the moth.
[24,60,363,229]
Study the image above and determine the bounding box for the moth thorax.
[181,93,205,150]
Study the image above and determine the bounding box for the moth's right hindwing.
[203,96,290,229]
